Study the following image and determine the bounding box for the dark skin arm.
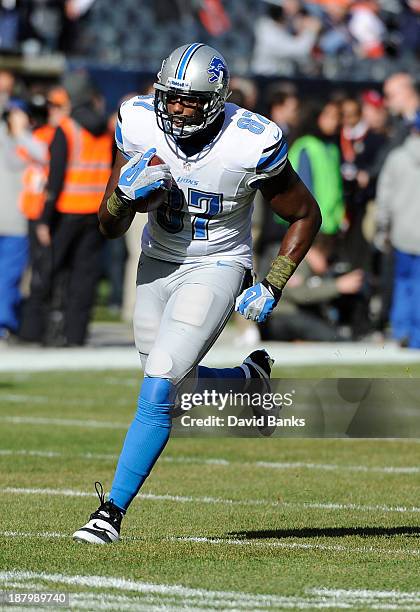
[260,160,322,266]
[98,150,136,239]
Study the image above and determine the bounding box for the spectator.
[266,84,300,141]
[251,0,320,75]
[259,233,363,342]
[376,111,420,348]
[0,69,15,114]
[0,0,19,51]
[229,77,258,111]
[318,3,353,57]
[34,76,112,346]
[0,99,29,343]
[361,89,388,134]
[289,100,345,235]
[18,87,71,344]
[283,0,306,32]
[197,0,231,37]
[383,72,419,142]
[19,0,63,52]
[348,1,386,58]
[399,0,420,58]
[60,0,96,54]
[340,96,388,268]
[340,97,369,186]
[371,72,419,178]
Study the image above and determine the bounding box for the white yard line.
[2,486,420,514]
[0,570,419,610]
[0,394,48,404]
[1,530,67,538]
[1,413,419,445]
[1,447,419,475]
[253,460,420,474]
[0,415,128,429]
[0,394,131,407]
[2,339,420,372]
[0,449,117,460]
[0,569,326,608]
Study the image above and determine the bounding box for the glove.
[235,280,281,323]
[117,148,172,202]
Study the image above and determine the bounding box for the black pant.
[52,213,104,345]
[260,310,339,342]
[20,213,104,346]
[19,221,53,343]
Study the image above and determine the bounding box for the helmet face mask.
[154,43,230,139]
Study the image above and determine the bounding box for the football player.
[73,43,321,543]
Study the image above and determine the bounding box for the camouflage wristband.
[265,255,297,291]
[106,190,132,218]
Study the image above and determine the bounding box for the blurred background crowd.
[0,0,419,76]
[0,0,420,349]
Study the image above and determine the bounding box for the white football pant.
[134,253,249,383]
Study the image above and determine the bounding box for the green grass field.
[1,367,419,610]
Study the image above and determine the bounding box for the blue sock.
[182,365,246,403]
[109,377,176,512]
[197,365,245,380]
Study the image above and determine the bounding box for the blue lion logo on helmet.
[207,56,226,84]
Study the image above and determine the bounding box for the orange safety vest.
[55,117,112,214]
[18,125,55,220]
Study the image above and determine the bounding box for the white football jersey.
[116,96,288,267]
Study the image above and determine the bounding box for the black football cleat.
[242,349,274,392]
[242,349,278,436]
[73,482,123,544]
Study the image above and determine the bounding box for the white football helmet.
[154,43,230,138]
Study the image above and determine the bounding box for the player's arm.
[236,161,321,322]
[98,150,134,239]
[260,160,321,266]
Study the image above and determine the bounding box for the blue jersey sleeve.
[114,108,124,153]
[115,96,153,160]
[255,121,288,178]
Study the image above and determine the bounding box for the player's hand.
[235,281,281,323]
[117,148,172,202]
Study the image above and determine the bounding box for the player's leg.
[73,260,273,542]
[144,261,247,381]
[73,254,168,544]
[196,352,273,384]
[148,262,274,422]
[170,264,275,431]
[101,262,247,525]
[174,266,272,383]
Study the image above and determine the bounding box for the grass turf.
[0,367,419,610]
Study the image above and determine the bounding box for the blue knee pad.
[109,377,176,512]
[136,377,176,427]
